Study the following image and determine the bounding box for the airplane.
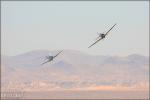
[95,32,105,40]
[88,23,117,48]
[41,50,63,65]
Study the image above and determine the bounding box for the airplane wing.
[95,36,101,40]
[88,38,103,48]
[41,60,51,65]
[105,23,116,36]
[53,50,63,59]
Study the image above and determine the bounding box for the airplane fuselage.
[47,56,54,61]
[100,34,105,39]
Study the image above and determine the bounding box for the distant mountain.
[1,50,149,91]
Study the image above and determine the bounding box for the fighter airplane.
[88,23,117,48]
[41,50,63,65]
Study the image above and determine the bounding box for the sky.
[1,1,149,56]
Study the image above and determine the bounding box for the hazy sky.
[1,1,149,56]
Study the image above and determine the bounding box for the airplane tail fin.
[97,32,101,35]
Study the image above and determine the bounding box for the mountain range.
[1,50,149,91]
